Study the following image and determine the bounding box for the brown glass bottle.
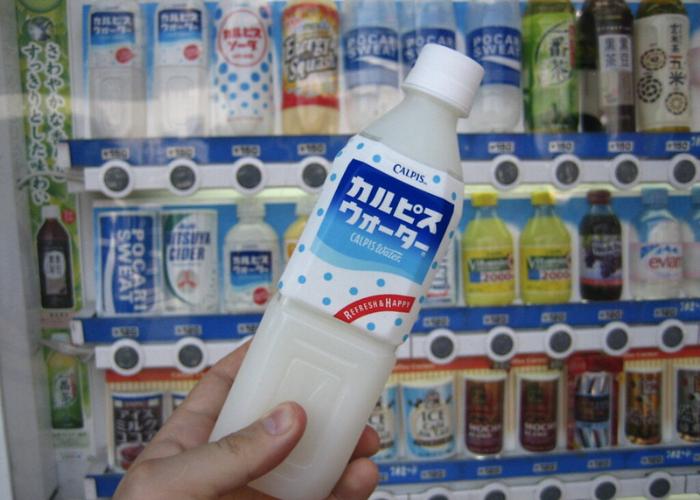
[37,205,74,309]
[577,0,635,133]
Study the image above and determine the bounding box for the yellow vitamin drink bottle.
[462,192,515,305]
[284,196,315,263]
[519,190,572,304]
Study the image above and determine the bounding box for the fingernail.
[262,403,294,436]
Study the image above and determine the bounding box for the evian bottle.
[210,45,483,499]
[630,188,683,299]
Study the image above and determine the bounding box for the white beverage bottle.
[690,29,700,132]
[342,0,402,132]
[464,0,522,132]
[210,44,483,499]
[88,0,146,138]
[399,0,458,74]
[153,0,208,137]
[630,188,684,300]
[683,186,700,296]
[223,201,280,312]
[212,0,274,135]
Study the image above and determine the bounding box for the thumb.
[140,402,306,499]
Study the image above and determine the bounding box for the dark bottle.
[37,205,74,309]
[579,190,623,300]
[576,0,635,133]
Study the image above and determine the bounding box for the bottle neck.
[475,206,497,219]
[535,205,556,217]
[239,214,262,224]
[361,89,463,180]
[589,203,613,216]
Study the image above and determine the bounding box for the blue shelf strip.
[86,445,700,497]
[66,133,700,168]
[78,299,700,344]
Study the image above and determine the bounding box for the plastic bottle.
[522,0,579,132]
[462,192,515,306]
[46,333,84,430]
[684,187,700,296]
[464,0,522,132]
[520,191,572,304]
[223,201,280,312]
[690,29,700,131]
[37,205,73,309]
[281,0,340,134]
[630,188,683,299]
[283,196,315,263]
[342,0,401,132]
[153,0,208,137]
[400,0,457,73]
[576,0,635,133]
[212,0,274,135]
[579,190,623,301]
[210,45,483,499]
[88,0,146,138]
[635,0,691,132]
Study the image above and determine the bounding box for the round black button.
[428,495,449,500]
[485,491,507,500]
[615,160,639,185]
[114,346,139,370]
[540,485,562,500]
[555,160,580,185]
[302,163,328,188]
[607,328,629,352]
[649,478,671,498]
[673,160,696,184]
[430,335,455,360]
[178,344,204,368]
[491,333,514,357]
[494,161,519,186]
[236,163,263,190]
[104,166,130,193]
[662,325,684,349]
[549,330,572,354]
[594,481,617,500]
[170,164,197,192]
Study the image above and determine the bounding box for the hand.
[114,342,380,500]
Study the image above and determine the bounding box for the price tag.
[587,458,612,470]
[608,141,634,153]
[101,148,130,161]
[232,145,261,158]
[111,326,139,338]
[653,307,678,319]
[477,465,502,477]
[420,469,447,480]
[166,146,196,159]
[598,309,623,321]
[641,455,664,466]
[297,143,327,156]
[488,141,515,154]
[174,324,202,337]
[665,140,690,153]
[541,311,567,324]
[483,314,510,326]
[236,322,259,335]
[533,462,557,473]
[548,141,574,154]
[422,316,450,328]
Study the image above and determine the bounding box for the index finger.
[136,340,251,462]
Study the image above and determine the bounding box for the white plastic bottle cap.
[402,43,484,117]
[296,195,318,216]
[42,204,60,220]
[237,199,265,220]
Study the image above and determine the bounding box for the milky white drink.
[210,45,482,499]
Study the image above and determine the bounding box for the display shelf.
[83,447,699,500]
[61,133,700,197]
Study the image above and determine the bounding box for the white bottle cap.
[295,195,317,217]
[42,204,60,220]
[237,199,265,220]
[402,44,484,118]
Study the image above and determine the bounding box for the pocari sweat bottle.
[153,0,208,137]
[342,0,402,132]
[464,0,522,132]
[210,44,483,500]
[400,0,458,74]
[88,0,146,138]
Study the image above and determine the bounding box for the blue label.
[401,381,456,458]
[99,214,158,314]
[343,27,399,88]
[312,159,453,284]
[158,8,202,43]
[90,12,135,46]
[230,250,272,287]
[466,26,521,87]
[401,28,456,68]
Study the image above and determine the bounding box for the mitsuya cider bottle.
[210,44,483,500]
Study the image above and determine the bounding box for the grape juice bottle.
[579,190,623,301]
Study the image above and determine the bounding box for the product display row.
[67,188,700,317]
[78,0,700,139]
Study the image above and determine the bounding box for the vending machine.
[1,0,700,499]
